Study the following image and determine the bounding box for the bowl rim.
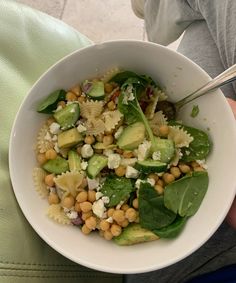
[9,39,236,274]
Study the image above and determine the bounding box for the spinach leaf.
[139,182,176,230]
[100,175,134,207]
[153,216,187,238]
[169,122,211,162]
[164,171,209,217]
[118,78,158,150]
[37,89,66,114]
[190,105,199,118]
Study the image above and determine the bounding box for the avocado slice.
[58,128,83,148]
[53,103,80,130]
[152,137,175,163]
[117,122,145,150]
[114,224,159,246]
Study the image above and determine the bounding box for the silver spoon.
[155,64,236,120]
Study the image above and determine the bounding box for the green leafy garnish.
[191,105,199,118]
[138,182,176,230]
[37,89,66,114]
[153,215,187,238]
[164,171,209,217]
[100,175,135,207]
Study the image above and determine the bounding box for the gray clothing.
[125,1,236,282]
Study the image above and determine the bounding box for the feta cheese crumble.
[81,144,94,158]
[49,122,61,134]
[137,140,151,161]
[95,192,103,200]
[108,154,121,169]
[147,178,156,187]
[87,177,100,190]
[152,151,161,161]
[81,161,88,170]
[103,149,114,157]
[122,84,135,104]
[92,199,106,218]
[125,166,139,178]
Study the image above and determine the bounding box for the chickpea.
[66,91,77,101]
[163,173,175,184]
[47,117,56,125]
[57,101,66,108]
[45,149,57,160]
[99,219,110,231]
[148,173,159,182]
[123,151,134,158]
[190,161,199,168]
[48,192,59,204]
[78,96,86,103]
[121,204,129,211]
[44,174,55,187]
[159,125,169,137]
[107,208,115,218]
[104,83,114,93]
[154,184,164,195]
[37,153,47,165]
[132,198,139,209]
[84,135,95,145]
[87,190,96,203]
[80,178,88,189]
[125,208,137,222]
[103,230,113,240]
[179,164,191,174]
[103,135,114,146]
[115,165,126,177]
[81,211,93,221]
[80,201,92,213]
[107,100,116,110]
[120,219,129,228]
[112,210,125,223]
[110,224,122,237]
[85,216,97,230]
[157,179,164,187]
[96,133,104,142]
[74,201,81,212]
[81,224,91,235]
[62,195,75,209]
[76,191,88,203]
[170,167,181,178]
[194,166,205,172]
[70,85,82,96]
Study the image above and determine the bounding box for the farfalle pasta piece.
[80,101,104,120]
[149,111,168,136]
[54,171,84,198]
[32,167,48,198]
[100,68,120,83]
[85,118,106,135]
[168,126,194,148]
[103,110,123,131]
[47,204,71,225]
[37,124,54,153]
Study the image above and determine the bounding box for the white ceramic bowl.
[9,40,236,274]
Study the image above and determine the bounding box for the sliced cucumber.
[53,103,80,130]
[84,81,105,100]
[43,156,69,174]
[135,159,167,174]
[68,150,81,171]
[87,154,108,179]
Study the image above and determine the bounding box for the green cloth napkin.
[0,1,122,282]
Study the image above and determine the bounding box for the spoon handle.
[175,64,236,110]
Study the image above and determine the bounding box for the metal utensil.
[155,64,236,120]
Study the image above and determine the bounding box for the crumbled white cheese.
[147,178,156,187]
[103,149,114,157]
[196,159,208,169]
[81,161,88,170]
[152,151,161,161]
[44,131,52,141]
[66,210,78,220]
[116,200,124,210]
[135,179,143,189]
[49,122,61,134]
[137,140,151,161]
[87,177,100,190]
[114,126,124,139]
[92,199,106,218]
[54,105,63,112]
[120,158,137,167]
[77,124,87,133]
[106,217,113,223]
[52,135,58,141]
[54,142,60,153]
[108,153,121,169]
[95,192,103,200]
[125,166,139,178]
[102,196,110,204]
[81,144,94,158]
[122,84,135,104]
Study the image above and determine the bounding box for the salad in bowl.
[34,69,211,245]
